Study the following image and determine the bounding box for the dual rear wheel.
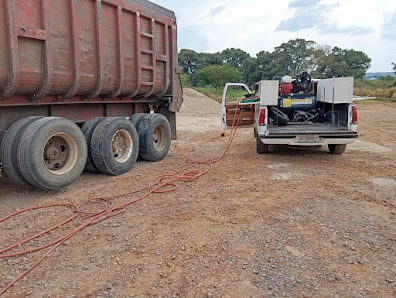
[84,114,171,175]
[0,114,172,189]
[88,117,139,176]
[1,117,87,189]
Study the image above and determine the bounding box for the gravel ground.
[0,89,395,297]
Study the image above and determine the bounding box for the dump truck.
[0,0,183,189]
[221,72,358,154]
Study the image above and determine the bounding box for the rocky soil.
[0,89,395,297]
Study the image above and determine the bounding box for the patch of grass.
[354,87,396,98]
[354,78,396,98]
[357,98,396,104]
[194,86,249,103]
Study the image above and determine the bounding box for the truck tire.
[81,117,105,173]
[129,113,147,130]
[138,114,171,162]
[18,117,88,189]
[328,144,347,155]
[91,118,139,175]
[269,107,289,126]
[256,134,269,154]
[0,116,43,186]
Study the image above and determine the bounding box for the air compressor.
[276,72,317,114]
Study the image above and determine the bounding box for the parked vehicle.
[221,72,358,154]
[0,0,183,189]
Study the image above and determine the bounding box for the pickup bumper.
[259,135,358,146]
[259,125,358,146]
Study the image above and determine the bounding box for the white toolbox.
[317,77,354,104]
[258,80,279,106]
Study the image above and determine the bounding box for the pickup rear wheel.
[256,134,269,154]
[328,144,347,155]
[138,114,172,162]
[0,116,43,186]
[17,117,88,189]
[91,118,139,175]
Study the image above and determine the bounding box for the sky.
[151,0,396,73]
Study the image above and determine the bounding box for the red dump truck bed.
[0,0,183,189]
[0,0,183,135]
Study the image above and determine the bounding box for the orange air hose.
[0,102,243,296]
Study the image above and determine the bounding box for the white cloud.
[382,10,396,40]
[151,0,396,72]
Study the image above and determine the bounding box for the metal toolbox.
[258,80,279,106]
[317,77,354,104]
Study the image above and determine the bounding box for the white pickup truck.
[221,74,358,154]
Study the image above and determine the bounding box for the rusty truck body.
[0,0,183,189]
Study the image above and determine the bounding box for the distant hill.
[365,72,396,79]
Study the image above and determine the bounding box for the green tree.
[241,57,261,86]
[221,48,250,68]
[196,64,242,88]
[324,47,371,79]
[178,49,199,75]
[178,50,223,86]
[309,44,333,78]
[271,39,318,77]
[198,52,223,69]
[179,39,372,87]
[242,51,275,85]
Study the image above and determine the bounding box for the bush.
[196,64,242,88]
[354,78,396,98]
[180,74,190,88]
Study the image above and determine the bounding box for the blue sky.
[151,0,396,72]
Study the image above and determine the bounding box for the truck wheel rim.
[44,133,78,175]
[153,125,166,152]
[112,129,133,163]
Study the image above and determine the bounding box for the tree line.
[179,39,372,88]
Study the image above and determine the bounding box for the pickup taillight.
[259,108,266,126]
[352,105,358,125]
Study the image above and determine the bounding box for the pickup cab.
[221,75,358,154]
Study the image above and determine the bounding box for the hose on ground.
[0,102,242,296]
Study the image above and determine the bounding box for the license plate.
[296,135,321,143]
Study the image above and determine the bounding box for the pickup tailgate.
[266,124,357,136]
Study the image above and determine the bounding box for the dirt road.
[1,89,395,297]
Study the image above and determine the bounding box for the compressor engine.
[292,71,312,93]
[278,75,293,95]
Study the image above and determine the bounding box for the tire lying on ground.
[17,117,88,190]
[138,114,172,162]
[0,116,43,186]
[91,118,139,175]
[328,144,347,155]
[81,117,106,173]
